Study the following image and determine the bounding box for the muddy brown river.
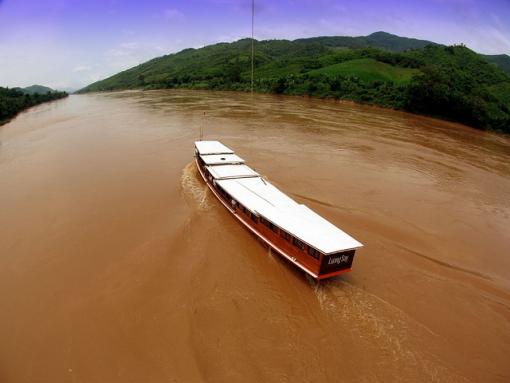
[1,90,509,382]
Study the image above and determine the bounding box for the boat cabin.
[200,154,245,166]
[195,140,234,155]
[206,164,259,180]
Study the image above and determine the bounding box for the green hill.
[293,31,437,51]
[20,84,55,95]
[78,32,510,133]
[364,31,438,51]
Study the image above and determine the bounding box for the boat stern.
[317,249,357,279]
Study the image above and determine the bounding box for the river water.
[1,90,509,382]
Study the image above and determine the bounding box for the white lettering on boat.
[328,254,349,265]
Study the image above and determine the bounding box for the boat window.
[219,188,230,200]
[261,217,271,228]
[280,230,291,241]
[260,217,278,233]
[292,237,305,250]
[307,246,321,260]
[251,213,258,223]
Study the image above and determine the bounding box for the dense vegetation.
[79,32,510,133]
[481,54,510,75]
[0,86,68,125]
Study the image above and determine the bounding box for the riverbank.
[0,87,68,126]
[86,86,510,137]
[78,39,510,134]
[79,70,510,134]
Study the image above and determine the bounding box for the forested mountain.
[295,31,438,52]
[10,84,57,95]
[0,87,68,125]
[79,32,510,133]
[18,85,56,95]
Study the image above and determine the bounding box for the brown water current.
[1,89,510,382]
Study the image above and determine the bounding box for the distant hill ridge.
[78,31,510,133]
[295,31,439,52]
[14,84,56,95]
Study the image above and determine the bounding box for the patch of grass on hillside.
[309,58,420,84]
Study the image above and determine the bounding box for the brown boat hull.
[195,158,354,280]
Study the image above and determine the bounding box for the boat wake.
[180,162,212,211]
[309,280,472,382]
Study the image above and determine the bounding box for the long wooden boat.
[194,140,363,280]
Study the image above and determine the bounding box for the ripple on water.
[310,279,473,382]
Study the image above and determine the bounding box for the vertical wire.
[200,112,204,141]
[251,0,255,94]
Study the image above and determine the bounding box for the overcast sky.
[1,0,509,91]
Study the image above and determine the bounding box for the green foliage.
[78,33,510,134]
[481,54,510,75]
[489,82,510,106]
[404,46,510,131]
[0,87,68,125]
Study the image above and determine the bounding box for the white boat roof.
[217,177,363,254]
[206,164,259,180]
[200,154,245,165]
[195,140,234,155]
[218,177,298,212]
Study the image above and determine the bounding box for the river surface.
[1,90,509,382]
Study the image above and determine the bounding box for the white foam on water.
[180,162,212,211]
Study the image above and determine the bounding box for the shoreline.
[76,87,510,139]
[0,94,69,127]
